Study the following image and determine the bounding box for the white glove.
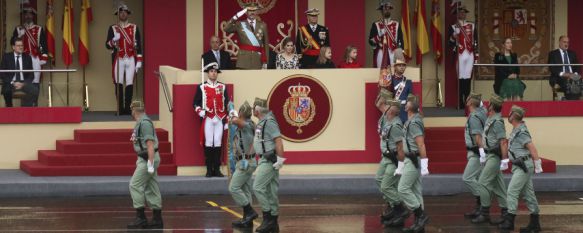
[232,8,248,20]
[453,27,460,36]
[223,123,229,130]
[273,156,287,170]
[135,61,142,72]
[198,110,206,118]
[534,159,543,173]
[500,159,509,171]
[420,158,429,176]
[17,27,25,37]
[229,109,239,118]
[394,161,405,176]
[113,32,121,42]
[39,60,47,66]
[147,160,155,174]
[379,28,386,36]
[262,63,267,70]
[479,148,486,165]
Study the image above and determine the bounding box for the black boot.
[213,147,224,177]
[124,85,134,114]
[232,204,258,228]
[490,208,508,225]
[147,209,164,229]
[204,147,212,177]
[127,208,148,229]
[498,213,516,230]
[116,84,125,115]
[464,196,481,218]
[384,203,409,227]
[257,214,278,233]
[402,207,429,233]
[255,211,271,232]
[471,206,490,224]
[380,203,395,223]
[519,214,541,233]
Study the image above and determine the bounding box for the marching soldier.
[127,100,163,229]
[296,8,330,68]
[12,6,48,106]
[252,97,286,233]
[394,95,429,232]
[228,101,259,229]
[499,106,543,232]
[225,3,270,70]
[193,62,229,177]
[462,93,488,219]
[471,94,508,224]
[448,5,478,109]
[106,3,143,115]
[369,0,404,68]
[375,88,392,219]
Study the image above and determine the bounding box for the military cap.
[239,101,252,118]
[130,100,144,110]
[377,0,394,10]
[305,8,320,16]
[21,7,37,15]
[451,5,470,15]
[254,97,268,109]
[407,94,418,103]
[378,88,393,103]
[203,62,222,73]
[510,105,525,118]
[489,94,504,107]
[387,99,401,108]
[245,2,262,11]
[466,92,482,102]
[393,49,407,66]
[114,2,132,15]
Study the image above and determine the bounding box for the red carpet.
[20,129,177,176]
[0,107,82,124]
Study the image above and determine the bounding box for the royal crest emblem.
[283,83,316,134]
[238,0,277,14]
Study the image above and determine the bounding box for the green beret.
[378,88,393,103]
[387,100,400,108]
[239,101,252,118]
[254,97,268,109]
[467,92,482,102]
[489,94,504,107]
[407,94,418,103]
[510,105,525,118]
[130,100,144,110]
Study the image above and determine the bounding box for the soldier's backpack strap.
[384,124,394,154]
[466,114,485,146]
[260,118,279,153]
[405,120,422,153]
[485,119,503,148]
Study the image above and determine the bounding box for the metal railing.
[154,71,173,112]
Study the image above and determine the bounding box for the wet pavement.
[0,192,582,232]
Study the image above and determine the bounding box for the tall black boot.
[204,147,212,177]
[471,206,490,223]
[498,213,516,230]
[255,211,271,232]
[490,208,508,225]
[257,214,278,233]
[464,196,481,218]
[213,147,224,177]
[384,203,409,227]
[127,207,148,229]
[124,85,134,115]
[147,209,164,229]
[116,84,125,115]
[402,207,429,233]
[232,204,258,228]
[519,214,541,233]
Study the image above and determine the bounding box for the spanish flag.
[431,0,444,63]
[79,0,93,66]
[401,0,412,60]
[45,0,55,63]
[62,0,74,66]
[414,0,430,65]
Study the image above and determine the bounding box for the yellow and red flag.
[62,0,74,66]
[401,0,412,61]
[45,0,55,63]
[414,0,430,65]
[79,0,93,66]
[431,0,444,63]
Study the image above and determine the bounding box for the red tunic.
[20,25,47,61]
[196,82,228,120]
[455,23,475,54]
[108,23,143,62]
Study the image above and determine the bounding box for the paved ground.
[1,192,582,232]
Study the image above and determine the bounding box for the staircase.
[20,129,177,176]
[425,127,556,174]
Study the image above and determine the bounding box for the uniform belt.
[511,155,530,163]
[239,44,267,63]
[236,154,255,161]
[406,151,420,157]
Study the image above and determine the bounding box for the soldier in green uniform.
[228,101,259,229]
[462,93,488,219]
[252,97,286,233]
[127,101,163,229]
[394,95,429,233]
[471,94,509,224]
[499,105,543,232]
[374,88,392,219]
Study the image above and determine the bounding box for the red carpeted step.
[56,140,171,154]
[38,150,174,166]
[74,129,169,143]
[425,140,466,151]
[425,127,465,139]
[427,151,469,162]
[20,160,177,176]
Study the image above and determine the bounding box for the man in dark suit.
[201,36,233,70]
[1,37,37,107]
[548,35,580,100]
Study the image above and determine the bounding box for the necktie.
[16,55,23,81]
[563,50,572,73]
[250,21,255,32]
[215,51,220,68]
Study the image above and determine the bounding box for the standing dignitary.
[548,35,580,100]
[296,8,330,69]
[202,36,233,70]
[498,106,543,232]
[252,98,286,233]
[462,93,488,219]
[193,62,229,177]
[471,94,509,224]
[228,101,259,229]
[127,100,163,229]
[225,3,270,70]
[394,95,429,233]
[369,0,404,68]
[1,37,37,107]
[448,5,478,109]
[12,6,48,106]
[106,3,143,115]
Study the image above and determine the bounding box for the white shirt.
[310,24,317,32]
[12,52,24,83]
[559,49,576,76]
[248,19,256,30]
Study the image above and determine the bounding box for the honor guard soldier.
[462,92,488,219]
[128,100,163,229]
[369,0,404,68]
[449,5,478,109]
[12,5,48,106]
[252,97,286,233]
[394,95,429,233]
[228,101,259,229]
[193,62,230,177]
[225,3,270,70]
[296,8,330,68]
[106,3,143,115]
[499,106,543,232]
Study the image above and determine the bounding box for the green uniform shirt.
[253,112,281,155]
[132,115,158,153]
[234,119,256,155]
[378,111,388,149]
[482,113,506,150]
[403,113,424,153]
[464,108,487,147]
[508,123,532,159]
[381,116,404,155]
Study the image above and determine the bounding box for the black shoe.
[471,206,490,224]
[498,213,516,230]
[383,203,409,227]
[490,208,508,225]
[127,208,148,229]
[257,214,278,233]
[147,209,164,229]
[255,211,271,232]
[519,214,541,233]
[204,147,213,178]
[402,207,429,233]
[464,196,481,218]
[380,203,397,223]
[233,204,258,228]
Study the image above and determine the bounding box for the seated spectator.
[276,37,300,69]
[548,35,581,100]
[338,45,363,68]
[1,37,37,107]
[495,38,524,100]
[313,46,335,68]
[201,36,233,70]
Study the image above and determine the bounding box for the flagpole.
[48,57,53,107]
[82,66,88,111]
[435,59,443,107]
[66,65,69,106]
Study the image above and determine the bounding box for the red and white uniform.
[369,19,404,68]
[450,21,478,79]
[106,22,143,85]
[193,81,230,147]
[12,23,48,83]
